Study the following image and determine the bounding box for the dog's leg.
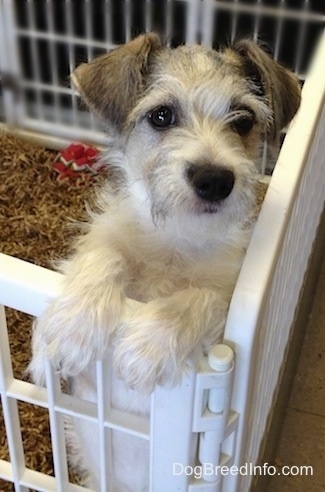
[114,287,228,392]
[30,244,141,384]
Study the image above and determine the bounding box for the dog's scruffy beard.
[109,137,258,251]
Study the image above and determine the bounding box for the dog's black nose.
[187,165,235,202]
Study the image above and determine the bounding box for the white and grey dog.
[30,33,300,490]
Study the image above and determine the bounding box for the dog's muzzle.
[187,165,235,203]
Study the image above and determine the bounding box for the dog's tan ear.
[71,33,163,129]
[231,39,301,142]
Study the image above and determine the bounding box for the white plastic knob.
[208,344,234,372]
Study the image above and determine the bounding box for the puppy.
[30,33,300,491]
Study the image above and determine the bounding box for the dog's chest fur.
[96,198,249,303]
[125,240,245,302]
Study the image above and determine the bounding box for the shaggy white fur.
[30,33,301,491]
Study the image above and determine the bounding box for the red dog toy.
[53,143,104,185]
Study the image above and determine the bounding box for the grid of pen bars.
[0,252,238,491]
[0,0,325,171]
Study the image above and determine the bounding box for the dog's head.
[72,33,300,234]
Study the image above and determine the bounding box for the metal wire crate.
[1,0,324,167]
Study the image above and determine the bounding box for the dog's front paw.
[114,290,228,392]
[114,312,201,392]
[30,311,96,385]
[114,319,187,392]
[30,296,144,385]
[30,302,113,384]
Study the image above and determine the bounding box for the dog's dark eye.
[148,106,175,129]
[232,114,255,136]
